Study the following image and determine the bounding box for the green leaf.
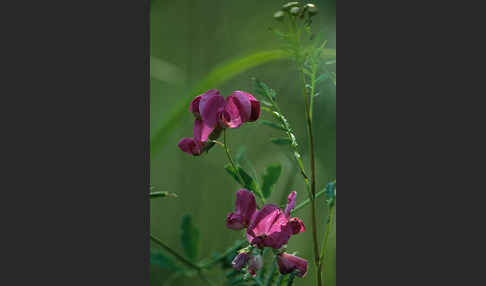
[224,164,243,185]
[321,48,336,60]
[150,56,185,85]
[259,120,287,131]
[180,214,199,261]
[224,164,258,193]
[286,272,297,286]
[149,191,178,199]
[235,146,248,165]
[150,249,179,270]
[261,164,282,199]
[238,167,258,193]
[150,49,290,159]
[261,100,273,107]
[253,78,277,101]
[271,138,292,146]
[324,180,337,208]
[315,73,329,83]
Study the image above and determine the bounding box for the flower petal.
[226,213,245,230]
[265,211,292,249]
[228,91,252,122]
[232,252,250,271]
[199,89,225,128]
[177,137,203,156]
[248,94,260,122]
[232,91,260,122]
[247,204,291,249]
[288,217,306,235]
[193,118,214,142]
[277,253,308,277]
[247,204,281,239]
[190,95,202,116]
[284,191,297,217]
[234,189,257,226]
[221,99,243,128]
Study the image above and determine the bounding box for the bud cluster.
[273,2,318,22]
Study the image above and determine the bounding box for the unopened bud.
[289,6,300,16]
[232,252,250,271]
[273,10,285,21]
[306,3,318,16]
[282,2,300,11]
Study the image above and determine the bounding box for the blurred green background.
[150,1,336,285]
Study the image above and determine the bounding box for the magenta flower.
[226,189,257,230]
[246,192,305,249]
[178,89,260,156]
[199,89,260,131]
[247,254,263,277]
[284,191,297,217]
[277,252,308,277]
[246,205,292,249]
[177,118,205,156]
[232,252,250,271]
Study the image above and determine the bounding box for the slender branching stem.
[198,240,247,269]
[223,129,245,183]
[301,68,322,286]
[223,129,265,204]
[150,234,200,271]
[290,16,322,286]
[290,188,326,214]
[198,271,217,286]
[319,204,335,283]
[150,234,217,286]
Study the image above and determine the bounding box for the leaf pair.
[225,163,282,200]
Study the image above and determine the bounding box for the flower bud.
[232,252,250,271]
[289,6,300,16]
[273,10,285,21]
[277,253,308,277]
[282,2,300,11]
[305,3,318,16]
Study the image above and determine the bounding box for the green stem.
[149,234,216,286]
[300,65,322,286]
[291,18,322,285]
[263,84,309,184]
[198,240,247,269]
[223,129,265,204]
[290,189,326,214]
[223,129,245,183]
[264,257,278,286]
[287,272,297,286]
[319,205,335,273]
[253,277,265,286]
[198,271,216,286]
[150,234,200,271]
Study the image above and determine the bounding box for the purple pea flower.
[245,191,305,249]
[199,89,260,131]
[276,252,308,277]
[232,252,250,271]
[177,118,211,156]
[246,205,293,249]
[226,190,305,249]
[226,189,257,230]
[178,89,260,156]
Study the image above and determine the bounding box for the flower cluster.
[178,89,260,156]
[227,189,308,277]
